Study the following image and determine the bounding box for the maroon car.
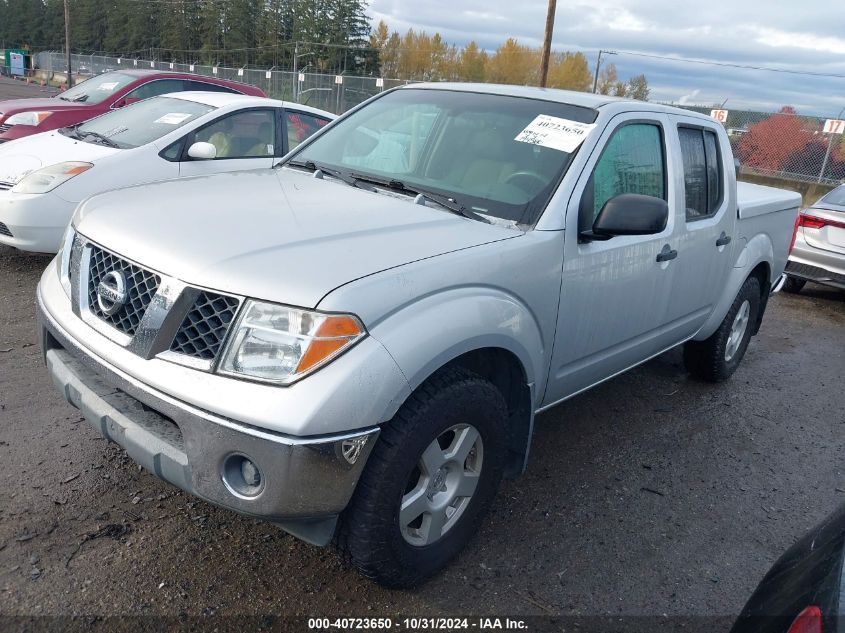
[0,70,266,143]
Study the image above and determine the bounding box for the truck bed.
[736,181,802,283]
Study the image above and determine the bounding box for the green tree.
[626,74,650,101]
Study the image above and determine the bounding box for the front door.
[178,108,278,177]
[543,113,679,406]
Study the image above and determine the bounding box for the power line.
[614,50,845,80]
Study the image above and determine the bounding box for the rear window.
[820,185,845,207]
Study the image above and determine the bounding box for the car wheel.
[336,366,507,588]
[782,275,806,294]
[683,275,761,382]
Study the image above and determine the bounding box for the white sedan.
[0,92,334,253]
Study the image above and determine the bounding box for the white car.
[0,92,334,253]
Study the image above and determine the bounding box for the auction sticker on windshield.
[97,82,119,91]
[154,113,193,125]
[514,115,596,153]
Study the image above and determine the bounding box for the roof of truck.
[401,82,714,121]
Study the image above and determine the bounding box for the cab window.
[579,123,666,233]
[679,126,724,220]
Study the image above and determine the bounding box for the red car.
[0,70,266,143]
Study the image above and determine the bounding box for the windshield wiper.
[347,174,491,224]
[286,160,361,188]
[81,131,120,148]
[60,125,83,139]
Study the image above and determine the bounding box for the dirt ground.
[1,75,844,624]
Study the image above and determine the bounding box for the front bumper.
[38,285,380,546]
[0,190,74,253]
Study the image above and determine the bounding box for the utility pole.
[538,0,556,87]
[592,49,616,93]
[64,0,72,88]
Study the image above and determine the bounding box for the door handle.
[716,232,732,247]
[656,245,678,263]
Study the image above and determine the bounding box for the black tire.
[683,275,761,382]
[336,366,508,588]
[782,275,806,294]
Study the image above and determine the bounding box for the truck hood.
[75,168,520,309]
[0,131,118,184]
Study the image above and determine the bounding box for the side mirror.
[187,141,217,160]
[113,97,140,108]
[585,193,668,240]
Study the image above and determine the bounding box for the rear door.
[543,113,678,406]
[177,107,279,177]
[663,117,736,337]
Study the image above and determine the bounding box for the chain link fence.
[26,52,845,189]
[33,51,410,115]
[674,105,844,186]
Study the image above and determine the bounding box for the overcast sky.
[368,0,845,116]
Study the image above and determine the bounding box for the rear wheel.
[782,275,806,294]
[336,366,507,588]
[684,275,761,382]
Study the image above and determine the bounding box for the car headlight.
[56,224,76,296]
[218,301,366,385]
[4,111,54,126]
[11,162,93,194]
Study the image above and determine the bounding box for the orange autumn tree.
[737,107,817,171]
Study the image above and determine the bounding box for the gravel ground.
[0,76,844,624]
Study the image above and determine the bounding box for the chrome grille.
[87,246,161,336]
[0,181,13,191]
[0,222,12,237]
[170,292,240,361]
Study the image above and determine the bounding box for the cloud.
[678,89,700,106]
[367,0,845,115]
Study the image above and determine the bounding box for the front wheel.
[336,366,507,588]
[683,275,761,382]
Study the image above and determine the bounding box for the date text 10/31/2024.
[307,617,529,630]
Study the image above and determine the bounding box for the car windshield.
[57,72,136,104]
[67,96,214,149]
[289,88,598,224]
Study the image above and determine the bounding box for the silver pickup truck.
[37,84,801,587]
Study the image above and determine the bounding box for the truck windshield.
[289,88,598,225]
[65,96,214,149]
[57,72,136,105]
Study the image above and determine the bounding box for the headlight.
[11,162,92,194]
[56,224,76,297]
[4,111,54,126]
[218,301,366,385]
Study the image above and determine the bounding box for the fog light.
[221,454,264,498]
